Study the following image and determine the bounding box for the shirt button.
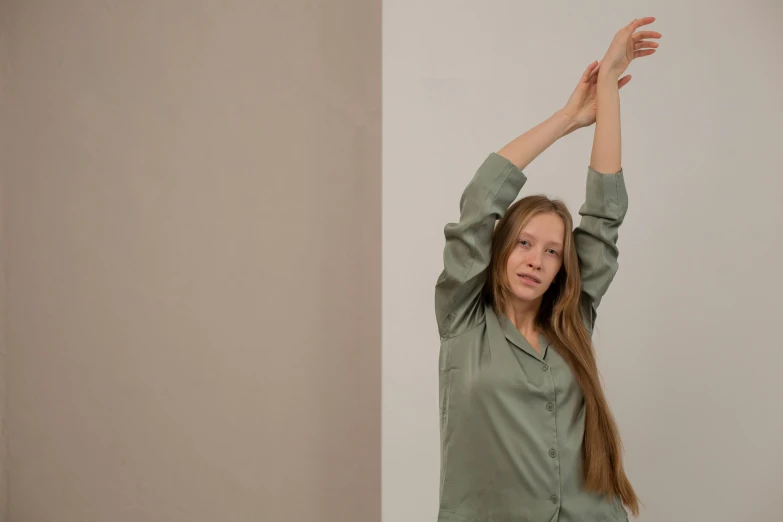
[546,402,555,412]
[549,449,557,458]
[551,495,559,503]
[542,364,549,371]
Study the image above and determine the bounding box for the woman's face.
[505,212,565,303]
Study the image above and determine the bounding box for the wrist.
[554,109,581,137]
[598,68,621,82]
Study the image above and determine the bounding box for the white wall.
[383,2,783,521]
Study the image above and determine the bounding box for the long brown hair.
[484,195,640,517]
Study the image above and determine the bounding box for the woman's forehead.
[519,214,565,242]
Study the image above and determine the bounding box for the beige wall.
[0,82,6,518]
[0,1,380,520]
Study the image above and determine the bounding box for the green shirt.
[434,152,630,522]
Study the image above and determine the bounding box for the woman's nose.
[526,252,543,268]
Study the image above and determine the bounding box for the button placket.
[542,356,561,510]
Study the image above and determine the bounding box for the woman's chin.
[510,285,542,302]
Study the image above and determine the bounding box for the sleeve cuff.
[583,165,628,218]
[466,152,527,205]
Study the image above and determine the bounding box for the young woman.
[434,18,661,522]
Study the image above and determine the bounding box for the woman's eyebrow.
[519,232,562,248]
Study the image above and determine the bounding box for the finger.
[634,40,659,50]
[633,31,662,41]
[581,61,599,82]
[618,75,632,89]
[587,60,602,82]
[633,49,656,58]
[580,61,596,82]
[628,16,656,34]
[592,63,603,77]
[631,16,656,27]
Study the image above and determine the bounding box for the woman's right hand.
[600,17,661,78]
[561,60,632,130]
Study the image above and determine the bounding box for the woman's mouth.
[518,274,541,285]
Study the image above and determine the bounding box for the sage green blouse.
[434,152,630,522]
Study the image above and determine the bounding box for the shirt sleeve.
[573,165,629,332]
[434,153,528,339]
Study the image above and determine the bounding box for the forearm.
[497,109,579,171]
[590,71,622,174]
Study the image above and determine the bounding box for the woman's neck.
[503,299,542,338]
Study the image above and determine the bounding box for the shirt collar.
[497,312,551,361]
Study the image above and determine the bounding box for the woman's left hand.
[602,17,661,78]
[561,60,631,129]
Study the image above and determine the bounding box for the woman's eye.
[548,249,558,255]
[519,240,529,246]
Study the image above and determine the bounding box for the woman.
[434,18,661,522]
